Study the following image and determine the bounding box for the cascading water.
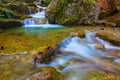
[35,31,120,80]
[59,31,120,80]
[23,1,64,28]
[0,31,120,80]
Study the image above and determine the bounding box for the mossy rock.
[0,19,23,28]
[26,66,64,80]
[0,7,31,20]
[8,10,31,19]
[7,2,37,15]
[97,31,120,46]
[46,0,98,25]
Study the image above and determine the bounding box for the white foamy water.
[115,59,120,64]
[96,37,120,50]
[30,11,46,18]
[23,2,64,28]
[34,31,120,75]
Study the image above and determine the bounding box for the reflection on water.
[0,31,120,80]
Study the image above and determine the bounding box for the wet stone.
[33,52,44,63]
[27,71,52,80]
[95,44,105,50]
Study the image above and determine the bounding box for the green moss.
[87,0,95,5]
[54,1,66,24]
[0,26,87,53]
[70,16,77,21]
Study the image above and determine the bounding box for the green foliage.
[0,9,11,19]
[4,10,11,19]
[46,0,52,4]
[0,13,4,19]
[87,0,95,5]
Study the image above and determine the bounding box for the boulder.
[33,52,44,63]
[33,45,61,64]
[46,0,99,25]
[97,0,116,13]
[0,19,23,28]
[97,31,120,46]
[97,0,116,18]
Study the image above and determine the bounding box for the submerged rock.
[95,44,105,50]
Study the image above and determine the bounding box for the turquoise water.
[0,26,69,53]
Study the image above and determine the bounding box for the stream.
[36,31,120,80]
[0,30,120,80]
[0,1,120,80]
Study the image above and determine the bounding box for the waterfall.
[23,0,64,28]
[24,0,47,27]
[24,1,47,25]
[27,6,32,14]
